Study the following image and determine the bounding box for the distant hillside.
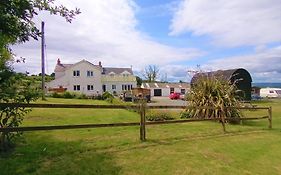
[252,83,281,88]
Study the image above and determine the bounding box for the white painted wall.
[65,61,103,95]
[47,61,102,95]
[146,87,190,97]
[102,81,137,95]
[48,60,137,96]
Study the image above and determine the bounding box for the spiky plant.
[185,74,243,124]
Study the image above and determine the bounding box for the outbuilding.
[191,68,252,101]
[141,82,190,97]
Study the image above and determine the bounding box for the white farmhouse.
[47,59,137,95]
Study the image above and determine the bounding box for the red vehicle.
[169,92,181,100]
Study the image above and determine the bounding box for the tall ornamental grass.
[184,74,243,123]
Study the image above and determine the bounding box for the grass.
[0,98,281,174]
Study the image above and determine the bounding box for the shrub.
[180,110,192,118]
[146,110,175,121]
[62,91,74,99]
[76,93,87,99]
[102,91,114,101]
[0,74,40,151]
[187,74,243,124]
[52,92,63,98]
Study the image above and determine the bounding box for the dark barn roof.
[191,68,252,100]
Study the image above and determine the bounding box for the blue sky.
[13,0,281,83]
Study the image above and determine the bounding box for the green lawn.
[1,98,281,175]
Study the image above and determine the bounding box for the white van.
[260,88,281,98]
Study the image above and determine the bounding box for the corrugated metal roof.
[190,68,252,85]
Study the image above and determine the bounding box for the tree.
[142,65,159,82]
[136,76,142,86]
[0,0,80,151]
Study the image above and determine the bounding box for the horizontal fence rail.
[0,103,270,110]
[0,103,272,141]
[0,116,269,133]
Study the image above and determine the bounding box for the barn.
[191,68,252,101]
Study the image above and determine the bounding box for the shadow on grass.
[91,128,269,154]
[0,134,121,175]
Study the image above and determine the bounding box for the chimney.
[57,58,61,65]
[99,61,102,67]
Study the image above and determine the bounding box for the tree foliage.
[0,0,80,151]
[0,72,40,151]
[142,65,159,82]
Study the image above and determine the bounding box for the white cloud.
[12,0,203,74]
[170,0,281,47]
[202,45,281,82]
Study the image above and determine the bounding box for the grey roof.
[54,64,73,72]
[54,60,133,75]
[142,82,190,89]
[102,67,133,75]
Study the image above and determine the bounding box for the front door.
[102,85,106,92]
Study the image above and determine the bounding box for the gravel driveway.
[148,97,188,106]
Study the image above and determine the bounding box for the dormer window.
[109,72,115,77]
[121,71,130,77]
[87,70,94,77]
[73,70,80,77]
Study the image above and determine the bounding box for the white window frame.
[73,70,80,77]
[87,85,94,91]
[87,70,94,77]
[74,85,80,91]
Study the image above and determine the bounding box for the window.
[87,71,93,77]
[269,90,274,93]
[112,85,116,90]
[87,85,94,91]
[73,70,80,77]
[181,89,186,94]
[73,85,80,91]
[122,85,124,91]
[170,88,174,94]
[127,84,132,90]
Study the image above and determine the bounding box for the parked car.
[180,94,186,100]
[169,92,181,100]
[251,94,262,100]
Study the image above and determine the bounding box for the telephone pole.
[41,21,46,100]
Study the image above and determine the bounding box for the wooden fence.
[0,103,272,141]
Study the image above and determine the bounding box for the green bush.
[102,91,114,101]
[63,91,74,99]
[146,110,175,121]
[51,92,63,98]
[180,110,192,118]
[76,93,87,99]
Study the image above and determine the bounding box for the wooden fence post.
[221,108,226,133]
[268,106,272,129]
[140,100,146,141]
